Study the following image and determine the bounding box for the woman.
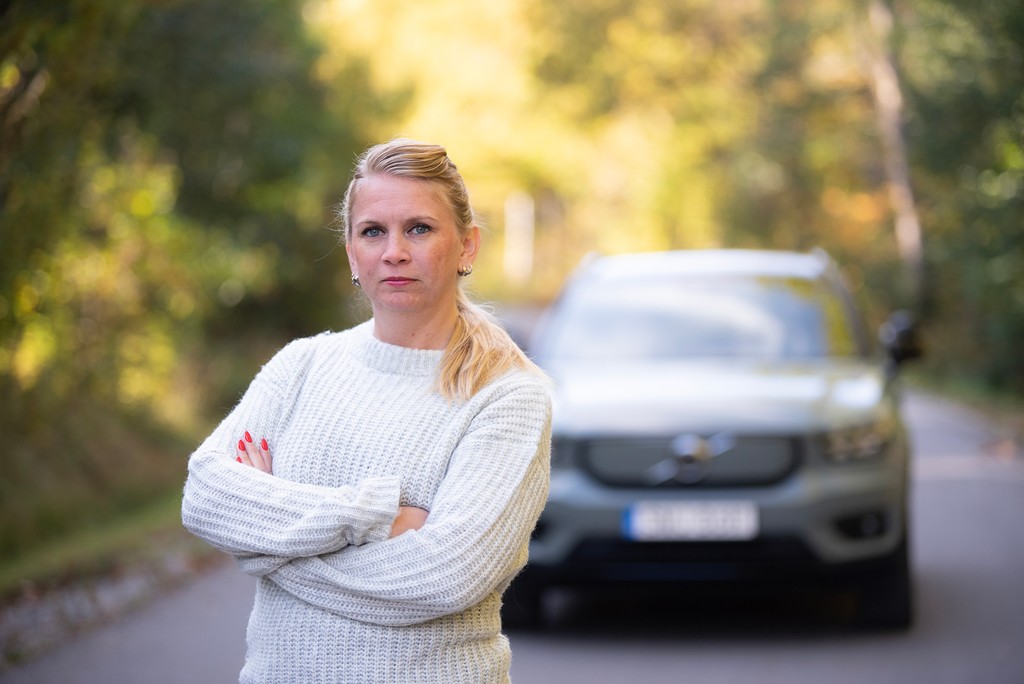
[181,139,552,683]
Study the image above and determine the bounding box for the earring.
[351,275,361,288]
[457,264,474,277]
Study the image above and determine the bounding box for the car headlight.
[823,419,895,463]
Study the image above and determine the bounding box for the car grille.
[582,435,800,487]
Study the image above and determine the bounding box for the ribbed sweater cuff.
[357,476,403,544]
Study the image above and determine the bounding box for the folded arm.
[237,377,552,626]
[181,338,401,559]
[184,452,400,557]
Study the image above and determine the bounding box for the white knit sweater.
[181,320,551,683]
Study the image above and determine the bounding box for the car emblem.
[646,433,736,485]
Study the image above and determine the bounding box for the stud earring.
[457,264,474,277]
[351,275,361,288]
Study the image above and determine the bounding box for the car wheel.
[501,575,545,630]
[855,535,913,630]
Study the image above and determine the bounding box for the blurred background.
[1,0,1022,663]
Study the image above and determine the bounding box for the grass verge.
[0,488,211,600]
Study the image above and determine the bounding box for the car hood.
[543,359,893,436]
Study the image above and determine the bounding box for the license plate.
[624,501,759,541]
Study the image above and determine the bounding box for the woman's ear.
[461,225,481,264]
[345,241,357,277]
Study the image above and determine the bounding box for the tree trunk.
[862,0,925,310]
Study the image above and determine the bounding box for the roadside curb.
[0,537,226,672]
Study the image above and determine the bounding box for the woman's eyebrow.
[356,214,440,227]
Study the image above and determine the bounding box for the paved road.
[3,391,1023,683]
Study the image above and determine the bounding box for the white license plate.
[624,501,759,541]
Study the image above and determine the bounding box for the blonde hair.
[337,138,541,401]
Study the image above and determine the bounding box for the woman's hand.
[236,431,272,474]
[390,506,429,538]
[233,431,424,537]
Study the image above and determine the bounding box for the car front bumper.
[524,458,908,586]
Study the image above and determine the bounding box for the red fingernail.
[260,438,269,450]
[245,431,253,443]
[238,439,245,451]
[236,456,242,463]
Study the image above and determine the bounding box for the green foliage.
[896,0,1024,392]
[523,0,898,288]
[0,0,392,561]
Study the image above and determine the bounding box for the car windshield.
[538,274,861,361]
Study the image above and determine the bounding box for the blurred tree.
[862,0,923,308]
[0,0,395,559]
[527,0,758,249]
[714,0,911,322]
[524,0,898,285]
[894,0,1024,392]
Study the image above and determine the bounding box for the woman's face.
[346,173,479,319]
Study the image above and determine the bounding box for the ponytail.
[438,291,542,401]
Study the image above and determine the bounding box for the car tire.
[855,535,913,630]
[501,575,545,630]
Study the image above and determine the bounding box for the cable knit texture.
[181,320,551,683]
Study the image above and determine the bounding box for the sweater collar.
[351,320,444,377]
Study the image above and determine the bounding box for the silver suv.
[505,249,922,629]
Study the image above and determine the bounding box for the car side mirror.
[878,310,924,366]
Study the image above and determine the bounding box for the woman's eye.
[410,223,431,235]
[362,226,383,238]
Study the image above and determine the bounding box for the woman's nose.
[382,234,410,263]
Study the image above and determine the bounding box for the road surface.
[3,391,1023,683]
